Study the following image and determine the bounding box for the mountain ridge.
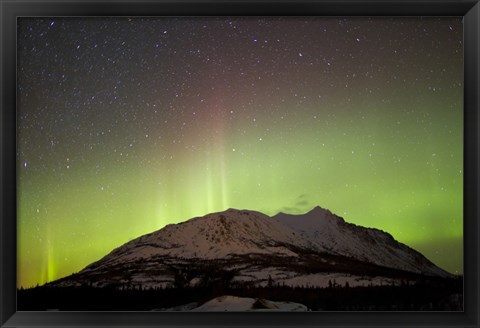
[48,206,453,290]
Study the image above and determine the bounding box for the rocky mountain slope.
[48,207,452,289]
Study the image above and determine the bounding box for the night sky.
[17,17,463,288]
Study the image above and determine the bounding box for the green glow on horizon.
[17,17,463,288]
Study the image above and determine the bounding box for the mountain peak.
[272,206,344,225]
[304,206,344,222]
[307,205,330,215]
[216,208,269,219]
[225,208,243,213]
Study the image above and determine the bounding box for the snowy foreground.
[157,295,308,312]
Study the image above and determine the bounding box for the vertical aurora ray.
[45,226,57,284]
[17,17,463,288]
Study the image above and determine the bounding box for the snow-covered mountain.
[48,207,452,289]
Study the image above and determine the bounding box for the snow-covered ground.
[190,295,308,311]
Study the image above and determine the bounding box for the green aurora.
[17,17,463,288]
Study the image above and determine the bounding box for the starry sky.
[17,17,463,288]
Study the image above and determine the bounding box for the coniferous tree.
[268,275,273,288]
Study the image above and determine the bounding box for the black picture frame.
[1,0,479,327]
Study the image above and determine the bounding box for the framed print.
[1,0,479,327]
